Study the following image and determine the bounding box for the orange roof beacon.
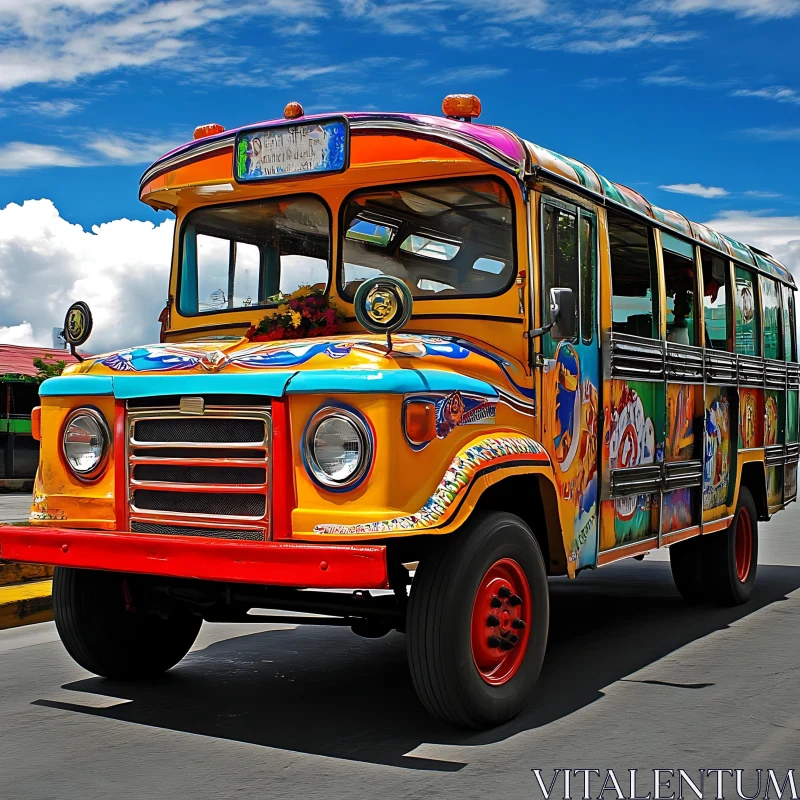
[1,94,795,729]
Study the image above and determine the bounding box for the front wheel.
[406,511,549,729]
[53,567,202,679]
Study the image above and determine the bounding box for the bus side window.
[700,250,730,351]
[608,212,657,339]
[542,202,579,357]
[734,266,761,356]
[761,276,781,360]
[663,232,698,346]
[781,284,797,362]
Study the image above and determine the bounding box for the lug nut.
[498,638,514,651]
[488,636,502,648]
[490,596,502,608]
[512,619,526,629]
[487,614,500,626]
[497,586,511,598]
[509,594,522,607]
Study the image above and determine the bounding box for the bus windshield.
[340,177,515,300]
[179,196,330,315]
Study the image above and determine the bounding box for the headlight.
[62,408,110,479]
[304,407,372,489]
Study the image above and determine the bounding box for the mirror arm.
[524,322,553,340]
[61,330,85,363]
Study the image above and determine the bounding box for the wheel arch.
[471,473,566,575]
[739,461,768,521]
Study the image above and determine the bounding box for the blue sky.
[0,0,799,350]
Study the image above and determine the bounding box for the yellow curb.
[0,580,54,631]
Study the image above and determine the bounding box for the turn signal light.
[284,101,304,119]
[442,94,482,121]
[31,406,41,441]
[405,401,437,445]
[193,123,225,140]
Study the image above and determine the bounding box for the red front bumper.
[0,526,389,589]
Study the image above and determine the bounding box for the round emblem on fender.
[354,276,413,335]
[63,301,93,347]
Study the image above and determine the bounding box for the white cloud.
[423,66,510,85]
[0,142,88,170]
[741,126,800,141]
[704,211,800,274]
[0,199,174,353]
[659,183,729,198]
[654,0,799,17]
[732,85,800,105]
[0,133,180,171]
[87,133,177,165]
[0,0,326,92]
[0,322,38,347]
[26,99,84,117]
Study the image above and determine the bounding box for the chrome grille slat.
[127,403,271,537]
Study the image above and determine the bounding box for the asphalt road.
[0,491,33,523]
[1,499,798,800]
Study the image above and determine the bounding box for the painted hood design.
[48,333,534,403]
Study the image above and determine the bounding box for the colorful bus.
[0,95,795,729]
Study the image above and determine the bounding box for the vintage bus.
[0,95,796,729]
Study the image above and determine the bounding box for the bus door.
[661,233,705,539]
[600,213,664,557]
[538,195,600,570]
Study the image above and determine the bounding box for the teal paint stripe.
[39,368,498,399]
[40,376,114,397]
[39,372,297,398]
[286,368,498,396]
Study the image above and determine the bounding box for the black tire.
[669,535,709,604]
[704,486,759,606]
[406,511,549,729]
[53,567,202,679]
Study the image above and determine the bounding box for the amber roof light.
[193,123,225,140]
[442,94,481,122]
[284,101,304,119]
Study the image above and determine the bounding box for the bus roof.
[140,111,794,287]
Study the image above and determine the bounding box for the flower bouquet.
[247,287,345,342]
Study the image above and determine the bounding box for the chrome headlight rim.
[303,405,372,491]
[61,406,111,481]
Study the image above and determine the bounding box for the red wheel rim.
[470,558,532,686]
[735,506,753,582]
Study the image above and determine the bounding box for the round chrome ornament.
[353,276,413,335]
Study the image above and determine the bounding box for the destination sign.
[235,119,347,182]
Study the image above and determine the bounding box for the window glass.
[399,235,460,261]
[542,203,579,356]
[700,251,729,351]
[734,267,760,356]
[179,197,329,316]
[760,275,780,360]
[663,233,698,346]
[781,284,796,362]
[579,213,597,344]
[609,212,656,339]
[232,243,260,308]
[341,178,514,299]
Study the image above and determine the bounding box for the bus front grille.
[127,401,271,539]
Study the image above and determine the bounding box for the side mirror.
[62,301,93,363]
[548,287,575,340]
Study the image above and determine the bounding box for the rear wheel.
[53,567,202,679]
[705,486,758,606]
[669,535,708,604]
[406,511,549,729]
